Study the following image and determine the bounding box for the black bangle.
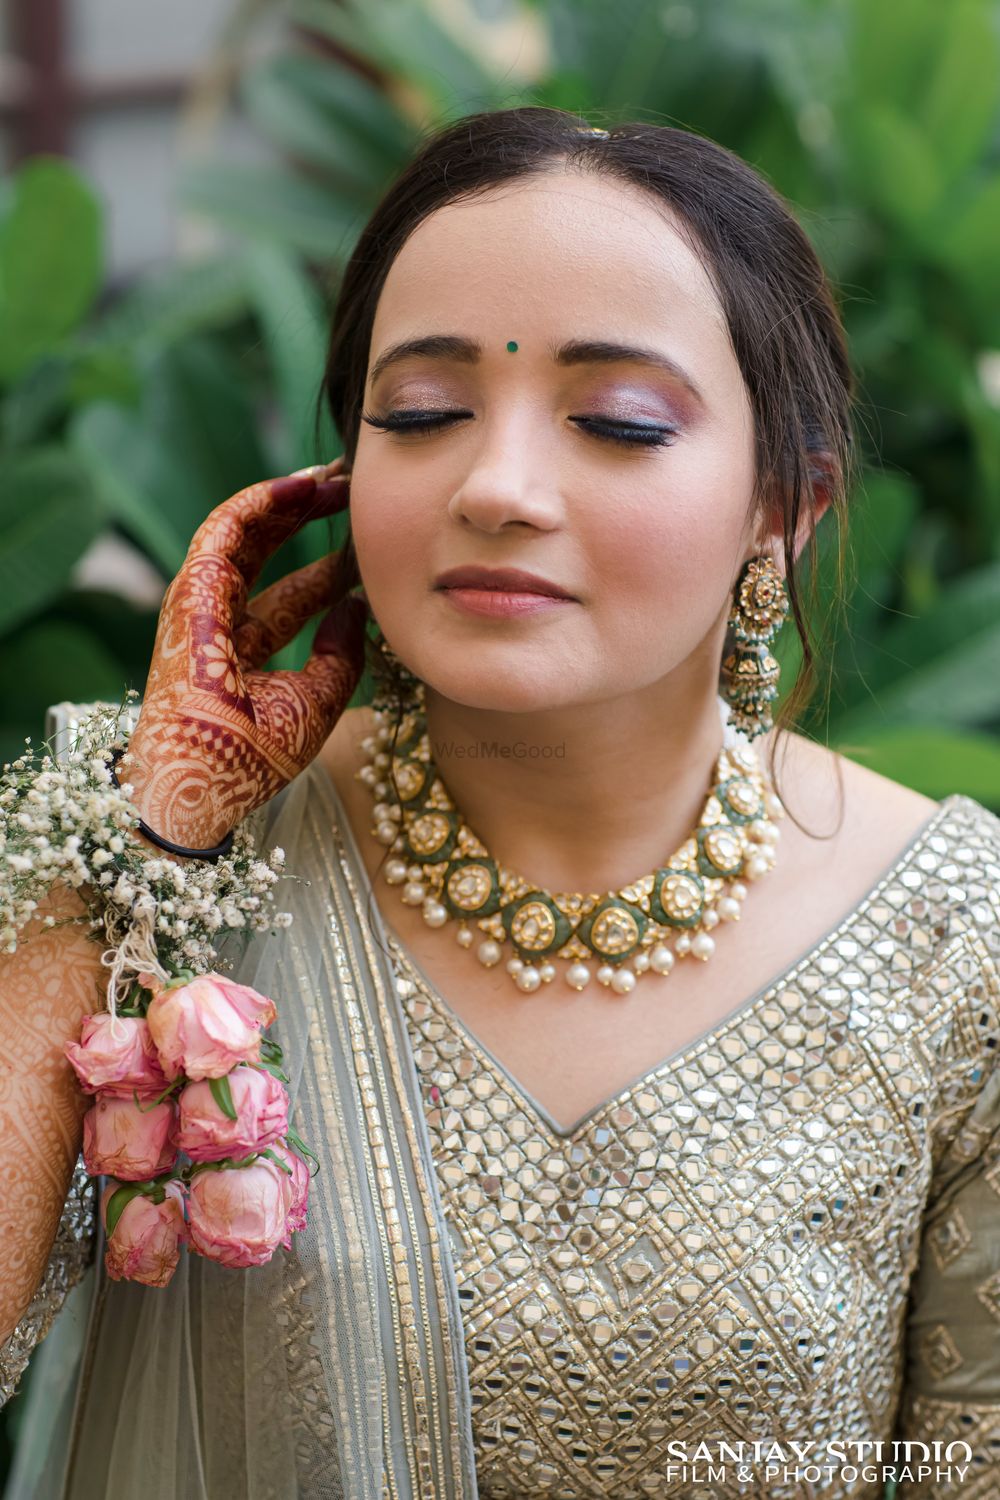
[106,747,235,864]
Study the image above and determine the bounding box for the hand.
[122,458,369,849]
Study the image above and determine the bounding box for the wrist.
[118,754,233,854]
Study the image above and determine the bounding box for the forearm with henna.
[121,464,368,849]
[0,884,104,1343]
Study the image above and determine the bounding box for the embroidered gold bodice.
[390,793,1000,1499]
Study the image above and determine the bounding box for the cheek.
[581,445,753,651]
[349,485,431,595]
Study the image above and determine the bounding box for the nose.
[447,465,562,534]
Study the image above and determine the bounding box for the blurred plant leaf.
[0,158,102,383]
[241,243,329,470]
[177,162,365,261]
[0,448,106,634]
[240,51,414,189]
[837,727,1000,807]
[70,338,273,576]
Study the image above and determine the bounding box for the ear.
[754,454,837,575]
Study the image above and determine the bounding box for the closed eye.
[360,409,679,449]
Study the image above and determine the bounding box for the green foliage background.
[2,0,1000,1476]
[3,0,1000,799]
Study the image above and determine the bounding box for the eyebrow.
[367,333,706,406]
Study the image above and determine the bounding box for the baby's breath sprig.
[0,691,297,1009]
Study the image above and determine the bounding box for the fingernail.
[271,474,317,505]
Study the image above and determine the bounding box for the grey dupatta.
[6,724,478,1500]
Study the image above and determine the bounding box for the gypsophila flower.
[0,698,297,1007]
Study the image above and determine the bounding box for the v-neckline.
[314,762,959,1141]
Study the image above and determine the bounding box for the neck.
[412,672,776,894]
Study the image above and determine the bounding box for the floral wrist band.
[0,692,315,1287]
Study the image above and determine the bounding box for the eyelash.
[360,409,678,449]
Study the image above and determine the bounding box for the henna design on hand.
[123,460,370,847]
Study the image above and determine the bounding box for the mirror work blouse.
[3,788,1000,1500]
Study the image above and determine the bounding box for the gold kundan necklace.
[358,682,785,995]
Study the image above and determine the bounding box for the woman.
[3,106,999,1499]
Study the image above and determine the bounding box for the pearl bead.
[730,882,748,901]
[675,933,692,955]
[745,855,769,880]
[506,956,524,974]
[407,866,423,881]
[633,951,651,973]
[539,963,556,983]
[761,823,780,845]
[566,963,591,990]
[515,966,541,992]
[374,751,390,770]
[375,822,397,846]
[597,965,615,986]
[374,780,389,798]
[717,896,741,921]
[649,945,675,975]
[610,967,636,994]
[456,925,474,948]
[385,860,408,885]
[360,736,378,755]
[690,932,715,960]
[478,939,502,967]
[703,909,720,929]
[391,837,405,853]
[765,793,785,818]
[422,901,447,927]
[401,882,426,905]
[358,766,378,786]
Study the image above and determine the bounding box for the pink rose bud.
[187,1157,291,1269]
[175,1066,289,1163]
[83,1094,178,1180]
[268,1141,311,1249]
[65,1012,178,1098]
[146,974,277,1082]
[101,1179,188,1287]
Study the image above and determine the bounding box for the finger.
[185,464,351,601]
[232,552,350,670]
[246,594,370,767]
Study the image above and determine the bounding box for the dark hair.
[319,105,856,838]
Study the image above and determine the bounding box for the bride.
[2,105,998,1500]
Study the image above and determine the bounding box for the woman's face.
[349,167,765,714]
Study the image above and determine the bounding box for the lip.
[438,588,572,619]
[433,564,576,599]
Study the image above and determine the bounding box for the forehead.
[369,169,732,365]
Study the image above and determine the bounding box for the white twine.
[100,899,171,1024]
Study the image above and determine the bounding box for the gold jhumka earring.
[719,554,790,741]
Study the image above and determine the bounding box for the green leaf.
[919,0,999,180]
[934,171,1000,316]
[240,52,410,189]
[0,617,132,753]
[209,1073,239,1121]
[70,338,274,575]
[0,157,102,382]
[831,564,1000,735]
[104,1182,146,1241]
[845,106,944,233]
[80,257,251,356]
[178,163,362,262]
[291,0,496,114]
[241,243,328,469]
[835,727,1000,808]
[0,449,106,634]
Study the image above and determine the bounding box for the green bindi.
[506,341,518,352]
